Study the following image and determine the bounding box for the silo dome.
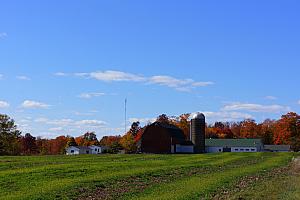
[191,112,205,120]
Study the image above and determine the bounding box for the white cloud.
[298,100,300,105]
[49,127,64,132]
[265,96,277,100]
[78,92,105,99]
[0,32,7,39]
[128,117,156,124]
[89,70,146,82]
[70,70,214,92]
[0,74,3,80]
[202,111,253,122]
[54,72,68,76]
[0,101,9,108]
[21,100,50,109]
[149,75,214,91]
[76,120,107,127]
[16,75,31,81]
[48,119,74,126]
[222,102,291,113]
[34,117,49,123]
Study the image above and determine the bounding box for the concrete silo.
[190,112,206,153]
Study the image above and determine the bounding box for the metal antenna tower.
[125,98,127,134]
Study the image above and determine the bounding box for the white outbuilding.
[205,139,264,153]
[66,145,102,155]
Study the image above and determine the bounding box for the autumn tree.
[20,133,37,155]
[66,137,78,147]
[83,132,99,146]
[274,112,300,150]
[240,119,259,138]
[129,121,141,137]
[120,133,137,153]
[36,137,49,155]
[99,135,122,153]
[75,136,85,146]
[0,114,21,155]
[48,136,68,155]
[156,114,170,124]
[259,119,275,145]
[172,114,191,140]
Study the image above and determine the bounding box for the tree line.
[0,112,299,155]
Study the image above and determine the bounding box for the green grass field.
[0,153,298,200]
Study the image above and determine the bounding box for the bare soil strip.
[212,157,300,200]
[77,157,260,200]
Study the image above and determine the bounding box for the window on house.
[98,149,100,152]
[219,149,222,152]
[71,150,74,153]
[240,149,244,151]
[86,151,89,154]
[246,149,250,151]
[235,149,238,151]
[251,149,255,151]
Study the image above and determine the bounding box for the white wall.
[66,147,80,155]
[89,146,102,154]
[231,147,257,152]
[206,146,258,153]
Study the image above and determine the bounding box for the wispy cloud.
[149,75,214,91]
[202,111,253,122]
[77,120,107,127]
[33,117,107,137]
[222,102,291,113]
[54,72,68,76]
[128,117,156,124]
[64,70,214,92]
[78,92,106,99]
[16,75,31,81]
[0,32,7,39]
[21,100,50,109]
[264,96,277,100]
[0,100,10,108]
[298,100,300,105]
[89,71,146,82]
[0,74,4,80]
[49,127,64,132]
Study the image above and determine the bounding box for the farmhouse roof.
[205,139,263,147]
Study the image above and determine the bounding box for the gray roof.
[205,139,263,147]
[66,146,91,150]
[264,145,291,151]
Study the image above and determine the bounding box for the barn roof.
[152,122,185,140]
[205,139,263,147]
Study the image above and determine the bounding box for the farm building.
[66,145,102,155]
[264,145,291,152]
[205,139,264,153]
[140,121,194,154]
[138,112,291,154]
[139,113,205,154]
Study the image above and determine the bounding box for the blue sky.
[0,0,300,138]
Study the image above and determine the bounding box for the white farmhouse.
[66,145,102,155]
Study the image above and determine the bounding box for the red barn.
[139,122,192,154]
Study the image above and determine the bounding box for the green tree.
[66,137,78,147]
[0,114,21,155]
